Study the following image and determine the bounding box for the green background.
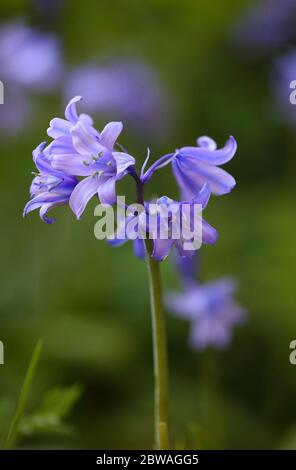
[0,0,296,449]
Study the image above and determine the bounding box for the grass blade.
[5,339,44,449]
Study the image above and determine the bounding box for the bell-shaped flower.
[172,135,237,199]
[46,97,135,217]
[166,277,246,350]
[108,184,217,261]
[23,142,78,223]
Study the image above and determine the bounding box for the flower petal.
[202,219,218,245]
[191,183,211,209]
[189,318,231,350]
[133,238,145,259]
[174,157,236,196]
[97,176,117,206]
[47,118,72,139]
[52,154,93,176]
[69,175,99,219]
[23,192,67,218]
[71,121,103,156]
[100,121,123,151]
[46,136,75,155]
[152,237,174,261]
[113,152,135,177]
[180,136,237,166]
[64,95,82,122]
[39,201,65,224]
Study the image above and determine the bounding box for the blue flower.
[46,97,135,217]
[166,277,246,350]
[109,184,218,261]
[172,135,237,199]
[23,142,78,224]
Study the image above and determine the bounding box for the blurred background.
[1,0,296,449]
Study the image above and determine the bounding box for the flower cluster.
[24,96,237,261]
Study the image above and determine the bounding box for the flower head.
[172,135,237,199]
[43,96,135,218]
[65,59,173,139]
[109,184,218,261]
[0,20,62,91]
[166,277,246,350]
[23,142,78,223]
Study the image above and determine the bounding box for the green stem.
[145,238,170,449]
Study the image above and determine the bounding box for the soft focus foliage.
[0,0,296,449]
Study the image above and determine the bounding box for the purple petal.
[174,158,236,196]
[23,193,68,218]
[69,175,99,219]
[47,118,72,139]
[52,154,93,176]
[100,121,123,151]
[191,183,211,209]
[47,136,75,155]
[39,202,64,224]
[196,136,217,151]
[64,96,82,123]
[71,121,103,156]
[97,176,117,206]
[180,136,237,166]
[113,152,135,177]
[189,318,231,351]
[202,219,218,245]
[152,237,174,261]
[133,238,145,259]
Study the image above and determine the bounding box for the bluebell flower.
[166,277,246,350]
[172,135,237,199]
[23,142,78,224]
[65,59,173,139]
[109,184,218,261]
[0,20,62,91]
[46,97,135,217]
[0,86,31,136]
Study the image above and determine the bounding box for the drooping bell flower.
[172,135,237,199]
[46,97,136,217]
[0,20,62,92]
[23,142,78,223]
[108,184,218,261]
[165,277,246,350]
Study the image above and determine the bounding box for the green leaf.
[18,384,83,438]
[36,384,83,419]
[5,339,44,449]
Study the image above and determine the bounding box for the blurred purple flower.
[172,135,237,199]
[23,142,78,223]
[0,20,62,91]
[233,0,296,56]
[175,251,200,286]
[270,49,296,126]
[65,59,173,137]
[166,277,246,350]
[47,96,135,217]
[0,86,31,136]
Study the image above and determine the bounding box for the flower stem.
[145,238,170,449]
